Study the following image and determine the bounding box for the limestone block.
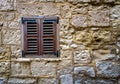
[74,50,91,64]
[96,61,120,78]
[110,5,120,20]
[61,5,72,18]
[92,30,112,44]
[47,0,55,2]
[0,62,10,73]
[3,29,21,45]
[11,45,21,58]
[8,78,37,84]
[88,10,109,26]
[71,15,87,28]
[0,45,11,61]
[74,31,92,45]
[104,0,115,3]
[17,3,60,16]
[58,66,73,76]
[60,50,73,59]
[38,78,58,84]
[60,74,73,84]
[74,66,95,77]
[11,62,30,76]
[0,0,14,11]
[60,19,69,33]
[31,61,57,77]
[4,12,15,21]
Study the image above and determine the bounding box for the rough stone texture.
[0,78,6,84]
[8,78,37,84]
[71,15,87,28]
[4,12,15,21]
[61,5,71,18]
[74,50,91,64]
[75,77,95,84]
[16,0,38,3]
[60,50,73,59]
[38,78,58,84]
[92,30,112,44]
[60,74,73,84]
[11,45,21,58]
[58,66,73,76]
[11,62,30,76]
[0,14,3,26]
[0,0,14,11]
[17,3,60,16]
[75,77,115,84]
[0,45,11,61]
[74,66,95,77]
[3,29,21,44]
[74,30,92,45]
[88,11,109,27]
[96,61,120,78]
[0,62,10,73]
[31,61,57,77]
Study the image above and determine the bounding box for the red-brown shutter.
[23,19,39,55]
[42,18,57,55]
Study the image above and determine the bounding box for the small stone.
[88,11,109,27]
[60,50,73,59]
[96,61,120,78]
[4,12,15,21]
[71,15,87,28]
[38,78,58,84]
[70,44,78,49]
[74,50,91,64]
[58,66,73,76]
[0,14,3,26]
[8,78,37,84]
[74,66,95,77]
[0,62,10,73]
[60,74,73,84]
[110,5,120,20]
[104,0,115,3]
[61,5,71,18]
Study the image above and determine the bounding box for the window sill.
[11,58,62,62]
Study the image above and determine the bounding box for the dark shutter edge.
[56,50,60,57]
[21,17,24,24]
[22,50,25,57]
[57,17,59,24]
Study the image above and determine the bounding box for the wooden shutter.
[22,16,59,57]
[42,18,57,55]
[23,18,39,55]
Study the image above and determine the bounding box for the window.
[21,16,59,57]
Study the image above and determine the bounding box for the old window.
[21,16,59,57]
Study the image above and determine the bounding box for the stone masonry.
[0,0,120,84]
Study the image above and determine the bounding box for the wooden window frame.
[21,16,59,58]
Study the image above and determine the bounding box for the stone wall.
[0,0,120,84]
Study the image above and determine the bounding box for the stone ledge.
[11,58,62,62]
